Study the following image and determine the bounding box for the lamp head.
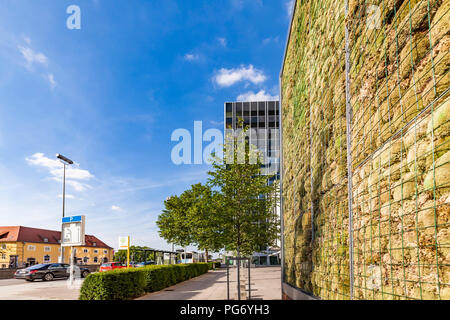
[56,154,74,165]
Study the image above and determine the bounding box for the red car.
[99,262,125,272]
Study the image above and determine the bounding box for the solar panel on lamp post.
[56,154,74,264]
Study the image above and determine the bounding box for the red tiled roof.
[0,226,112,249]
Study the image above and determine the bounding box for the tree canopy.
[207,128,279,256]
[157,195,194,248]
[157,124,279,258]
[114,246,170,263]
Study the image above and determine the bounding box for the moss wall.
[281,0,449,300]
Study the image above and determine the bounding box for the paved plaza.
[138,266,281,300]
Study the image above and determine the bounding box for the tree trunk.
[205,249,209,263]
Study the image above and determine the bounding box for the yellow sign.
[118,236,129,250]
[118,236,130,268]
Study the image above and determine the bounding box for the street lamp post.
[56,154,74,264]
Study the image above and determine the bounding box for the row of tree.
[157,127,280,261]
[114,246,160,263]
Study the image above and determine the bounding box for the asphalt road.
[0,278,83,300]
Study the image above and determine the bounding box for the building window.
[93,249,98,254]
[243,102,250,116]
[28,245,36,251]
[93,257,98,263]
[93,242,97,247]
[236,103,243,118]
[44,246,51,252]
[44,255,51,263]
[103,250,108,254]
[1,254,6,260]
[83,257,89,264]
[1,244,6,250]
[258,102,266,111]
[83,249,89,253]
[43,238,49,243]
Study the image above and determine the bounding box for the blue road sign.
[62,215,83,223]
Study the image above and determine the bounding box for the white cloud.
[26,153,61,170]
[46,73,57,89]
[230,0,262,10]
[217,37,227,47]
[18,45,48,68]
[58,194,75,199]
[210,120,224,126]
[286,0,295,17]
[111,205,123,212]
[17,39,57,89]
[65,180,92,192]
[26,153,94,192]
[236,90,279,102]
[214,65,267,87]
[263,36,280,45]
[184,53,199,61]
[26,153,93,180]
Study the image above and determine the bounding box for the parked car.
[14,263,90,282]
[136,261,155,267]
[129,261,142,268]
[99,262,126,272]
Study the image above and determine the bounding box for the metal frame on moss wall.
[344,0,355,300]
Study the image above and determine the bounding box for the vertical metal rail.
[344,0,354,300]
[237,254,241,300]
[307,2,314,270]
[248,258,251,300]
[60,163,66,264]
[227,260,230,300]
[310,96,315,245]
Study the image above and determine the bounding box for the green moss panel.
[282,0,449,300]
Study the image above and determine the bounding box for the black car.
[14,263,90,282]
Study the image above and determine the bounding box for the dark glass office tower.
[224,101,280,182]
[224,100,281,266]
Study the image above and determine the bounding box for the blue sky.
[0,0,293,251]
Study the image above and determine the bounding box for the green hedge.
[78,268,146,300]
[79,263,209,300]
[208,262,221,269]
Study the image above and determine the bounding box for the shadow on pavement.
[138,270,228,300]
